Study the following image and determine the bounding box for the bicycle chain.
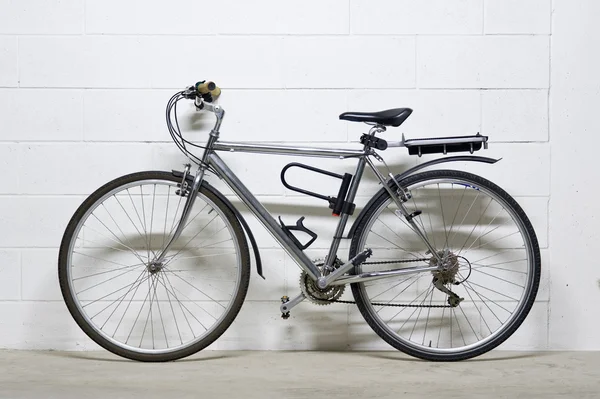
[326,257,452,308]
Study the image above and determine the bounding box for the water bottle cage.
[278,216,318,250]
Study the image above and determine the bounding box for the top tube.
[212,141,370,159]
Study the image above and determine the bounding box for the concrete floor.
[1,351,599,398]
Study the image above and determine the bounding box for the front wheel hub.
[147,262,164,274]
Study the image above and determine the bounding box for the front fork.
[153,163,205,264]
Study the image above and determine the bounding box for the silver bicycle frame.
[157,101,439,286]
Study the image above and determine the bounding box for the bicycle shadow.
[42,349,243,363]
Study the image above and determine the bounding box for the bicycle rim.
[352,172,539,358]
[62,176,244,357]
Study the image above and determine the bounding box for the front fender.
[347,155,499,239]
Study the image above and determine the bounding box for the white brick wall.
[0,0,594,352]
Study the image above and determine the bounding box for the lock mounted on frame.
[280,162,356,217]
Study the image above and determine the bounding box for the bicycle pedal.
[280,296,291,319]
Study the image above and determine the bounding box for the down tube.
[207,152,322,281]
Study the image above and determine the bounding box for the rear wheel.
[59,171,250,362]
[350,170,540,361]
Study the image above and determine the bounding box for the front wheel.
[58,171,250,361]
[350,170,540,361]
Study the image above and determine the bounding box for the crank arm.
[317,248,373,289]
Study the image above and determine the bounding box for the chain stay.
[327,257,452,308]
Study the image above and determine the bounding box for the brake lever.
[182,86,197,100]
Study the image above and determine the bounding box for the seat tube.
[324,156,367,268]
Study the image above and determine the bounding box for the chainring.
[300,259,345,305]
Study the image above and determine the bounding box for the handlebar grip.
[196,81,221,100]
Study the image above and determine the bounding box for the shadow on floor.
[362,350,555,362]
[42,350,246,363]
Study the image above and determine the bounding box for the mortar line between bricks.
[5,33,552,37]
[12,87,552,91]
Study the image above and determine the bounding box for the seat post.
[367,124,387,136]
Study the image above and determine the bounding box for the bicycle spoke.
[458,197,494,254]
[409,286,434,341]
[465,280,520,302]
[458,273,504,326]
[159,272,183,345]
[72,250,141,270]
[471,264,527,274]
[452,307,467,346]
[160,272,209,331]
[356,175,537,358]
[386,283,432,323]
[471,268,525,288]
[421,287,435,346]
[125,279,154,345]
[375,274,422,314]
[76,264,145,295]
[112,271,150,338]
[139,275,158,348]
[447,191,480,246]
[466,231,521,252]
[87,215,146,264]
[161,184,172,250]
[162,214,219,262]
[154,275,169,349]
[149,184,157,251]
[379,212,427,259]
[159,272,196,338]
[92,269,149,323]
[437,183,449,248]
[100,202,142,257]
[444,185,467,249]
[163,267,228,308]
[394,286,434,333]
[73,261,146,281]
[114,194,149,261]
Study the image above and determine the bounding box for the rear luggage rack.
[397,133,489,157]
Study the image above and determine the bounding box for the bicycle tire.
[350,170,541,361]
[58,171,250,362]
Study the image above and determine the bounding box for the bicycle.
[58,81,540,362]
